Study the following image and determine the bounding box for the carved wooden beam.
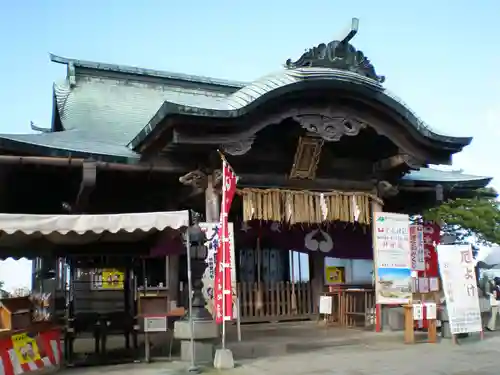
[170,104,443,164]
[237,173,375,191]
[140,155,197,173]
[73,161,97,213]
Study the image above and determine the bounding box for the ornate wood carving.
[401,153,423,169]
[374,153,425,172]
[289,136,324,180]
[220,137,255,156]
[294,114,366,142]
[172,105,433,164]
[179,170,208,192]
[377,180,399,198]
[285,39,385,83]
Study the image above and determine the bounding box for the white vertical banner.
[373,212,412,304]
[410,224,425,271]
[437,244,482,334]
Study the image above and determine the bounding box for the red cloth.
[214,160,237,324]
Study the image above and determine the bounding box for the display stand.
[403,304,437,344]
[403,277,440,344]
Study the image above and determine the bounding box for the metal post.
[236,297,242,342]
[185,230,198,373]
[221,161,227,350]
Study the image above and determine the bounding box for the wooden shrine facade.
[0,21,493,326]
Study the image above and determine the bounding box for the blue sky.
[0,1,499,291]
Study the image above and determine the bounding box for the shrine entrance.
[228,187,378,324]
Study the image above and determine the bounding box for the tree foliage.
[423,187,500,245]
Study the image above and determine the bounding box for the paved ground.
[58,332,500,375]
[230,335,500,375]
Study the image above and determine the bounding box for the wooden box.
[0,297,33,331]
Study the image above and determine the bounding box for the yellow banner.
[102,269,124,290]
[11,332,40,364]
[325,266,344,285]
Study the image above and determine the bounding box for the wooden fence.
[237,281,315,323]
[321,288,375,328]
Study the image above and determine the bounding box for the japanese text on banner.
[410,225,425,271]
[437,244,482,334]
[213,159,237,324]
[420,223,440,277]
[374,212,412,305]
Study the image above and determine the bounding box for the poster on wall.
[11,332,41,364]
[199,222,236,316]
[410,224,425,271]
[324,266,345,285]
[373,212,412,304]
[91,268,125,290]
[437,244,482,334]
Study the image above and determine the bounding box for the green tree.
[423,187,500,245]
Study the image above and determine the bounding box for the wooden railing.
[322,287,375,328]
[237,281,315,323]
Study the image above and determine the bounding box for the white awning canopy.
[0,211,190,247]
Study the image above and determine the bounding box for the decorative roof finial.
[285,18,385,83]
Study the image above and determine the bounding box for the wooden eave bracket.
[373,153,424,172]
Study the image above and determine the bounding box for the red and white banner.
[0,329,61,375]
[420,222,441,278]
[415,222,441,329]
[410,224,425,271]
[214,158,237,324]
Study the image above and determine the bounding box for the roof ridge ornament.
[284,18,385,83]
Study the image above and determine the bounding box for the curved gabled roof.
[0,55,476,168]
[128,67,472,151]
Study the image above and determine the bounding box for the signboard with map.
[373,212,412,304]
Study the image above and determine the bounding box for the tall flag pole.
[214,150,237,349]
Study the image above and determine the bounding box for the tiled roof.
[403,168,492,185]
[128,67,473,150]
[55,78,230,147]
[0,56,483,182]
[0,73,236,162]
[0,130,139,162]
[49,54,248,90]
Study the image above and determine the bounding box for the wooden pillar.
[371,198,383,332]
[205,173,220,222]
[311,253,325,314]
[167,255,179,308]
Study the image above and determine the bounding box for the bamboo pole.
[255,237,264,311]
[291,251,297,313]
